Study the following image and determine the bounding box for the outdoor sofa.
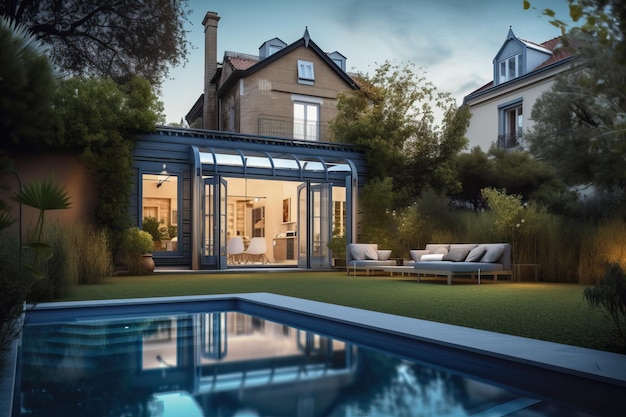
[346,243,396,275]
[408,243,512,285]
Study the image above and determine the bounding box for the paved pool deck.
[3,293,626,416]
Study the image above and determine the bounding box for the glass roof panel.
[302,160,325,171]
[245,155,272,169]
[198,147,355,177]
[327,162,351,172]
[272,156,300,170]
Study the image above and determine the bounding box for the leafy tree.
[452,147,494,211]
[331,61,470,209]
[452,147,570,211]
[524,0,626,195]
[1,0,192,84]
[0,16,57,146]
[51,76,163,244]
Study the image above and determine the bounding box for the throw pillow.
[466,246,487,262]
[433,247,449,255]
[480,245,505,263]
[348,244,367,260]
[443,248,471,262]
[364,246,379,260]
[420,253,445,261]
[377,250,392,261]
[409,250,428,261]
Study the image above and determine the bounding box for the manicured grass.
[57,270,625,354]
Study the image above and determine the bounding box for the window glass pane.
[297,60,314,81]
[293,102,319,140]
[142,173,179,252]
[294,103,305,139]
[499,61,506,82]
[517,55,523,77]
[508,58,516,79]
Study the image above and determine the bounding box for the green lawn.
[57,270,625,354]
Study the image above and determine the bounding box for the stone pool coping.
[4,292,626,416]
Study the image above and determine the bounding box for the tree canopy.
[524,0,626,193]
[452,146,571,212]
[1,0,192,85]
[330,61,470,208]
[0,16,57,145]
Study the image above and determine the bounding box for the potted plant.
[119,227,155,274]
[327,233,347,268]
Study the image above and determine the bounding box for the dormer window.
[297,60,314,85]
[259,37,287,60]
[498,53,523,83]
[268,45,282,56]
[327,51,346,71]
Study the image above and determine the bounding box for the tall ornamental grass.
[381,189,626,284]
[31,222,113,300]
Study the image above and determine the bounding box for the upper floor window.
[269,45,282,56]
[498,101,523,150]
[297,60,314,85]
[498,53,523,84]
[294,101,319,141]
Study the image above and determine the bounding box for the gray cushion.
[466,246,487,262]
[377,250,392,261]
[364,246,378,260]
[409,250,429,261]
[481,245,505,263]
[433,247,449,255]
[449,243,478,252]
[425,244,449,254]
[443,248,470,262]
[349,243,378,260]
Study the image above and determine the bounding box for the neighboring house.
[186,11,359,142]
[463,27,575,151]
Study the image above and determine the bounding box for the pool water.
[15,302,604,417]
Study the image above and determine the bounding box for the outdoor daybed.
[346,243,396,275]
[408,243,512,285]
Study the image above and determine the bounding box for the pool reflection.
[18,311,581,417]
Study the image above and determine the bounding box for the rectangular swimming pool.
[10,293,626,416]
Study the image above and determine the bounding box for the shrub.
[120,227,153,255]
[584,264,626,340]
[327,233,347,258]
[119,227,154,275]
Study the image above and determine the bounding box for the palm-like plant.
[12,179,71,277]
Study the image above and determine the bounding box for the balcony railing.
[258,117,332,142]
[497,131,524,150]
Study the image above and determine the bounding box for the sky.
[159,0,575,125]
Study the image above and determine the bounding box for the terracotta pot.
[141,253,155,274]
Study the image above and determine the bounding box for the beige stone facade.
[187,11,358,142]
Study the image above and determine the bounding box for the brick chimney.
[202,11,220,130]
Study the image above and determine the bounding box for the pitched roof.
[224,51,259,71]
[465,34,575,99]
[215,32,359,97]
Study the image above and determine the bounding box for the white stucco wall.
[464,66,565,152]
